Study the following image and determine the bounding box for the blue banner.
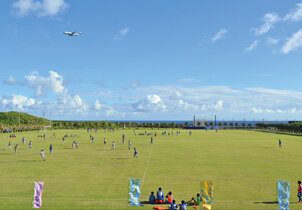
[128,179,141,206]
[277,180,290,210]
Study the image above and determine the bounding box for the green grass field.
[0,129,301,209]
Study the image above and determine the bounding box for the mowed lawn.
[0,129,301,210]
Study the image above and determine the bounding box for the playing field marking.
[141,143,153,186]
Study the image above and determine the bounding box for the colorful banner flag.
[277,180,290,210]
[32,182,44,208]
[201,179,214,210]
[128,179,140,206]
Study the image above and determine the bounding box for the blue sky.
[1,0,302,121]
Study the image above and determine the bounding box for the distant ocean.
[111,120,288,126]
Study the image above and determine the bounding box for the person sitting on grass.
[189,193,202,206]
[149,191,156,204]
[165,191,173,204]
[179,200,187,210]
[298,180,302,203]
[156,187,164,204]
[169,200,178,210]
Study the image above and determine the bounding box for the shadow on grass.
[254,201,277,204]
[254,201,299,204]
[19,160,41,162]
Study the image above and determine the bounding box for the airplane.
[64,31,82,37]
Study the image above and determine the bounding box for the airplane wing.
[64,32,72,35]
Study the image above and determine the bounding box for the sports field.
[0,129,301,209]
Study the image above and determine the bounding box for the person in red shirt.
[298,181,302,203]
[165,191,173,204]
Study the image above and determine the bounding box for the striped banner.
[277,180,290,210]
[33,182,44,208]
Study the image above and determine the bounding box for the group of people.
[149,188,202,210]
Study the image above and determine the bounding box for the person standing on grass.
[8,141,11,150]
[151,137,153,144]
[14,144,18,153]
[41,150,45,161]
[43,135,46,140]
[49,144,53,154]
[112,141,115,150]
[29,141,32,150]
[134,148,138,158]
[122,134,125,144]
[279,139,282,148]
[22,137,25,144]
[298,181,302,203]
[104,138,107,144]
[128,140,131,150]
[91,136,94,143]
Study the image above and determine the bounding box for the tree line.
[256,122,302,134]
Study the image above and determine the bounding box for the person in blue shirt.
[49,144,53,154]
[169,200,178,210]
[22,137,25,144]
[149,191,156,204]
[29,141,32,150]
[122,134,125,144]
[134,148,138,158]
[179,200,187,210]
[156,187,164,204]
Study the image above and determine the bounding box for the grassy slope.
[0,129,301,209]
[0,112,49,126]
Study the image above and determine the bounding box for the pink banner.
[33,182,44,208]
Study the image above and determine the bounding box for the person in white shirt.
[41,150,45,161]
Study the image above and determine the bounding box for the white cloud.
[253,13,280,35]
[58,94,89,113]
[12,0,68,17]
[132,94,166,113]
[25,71,66,96]
[94,100,102,110]
[265,109,274,113]
[147,94,161,104]
[119,27,129,36]
[250,107,263,113]
[114,27,130,40]
[244,40,260,52]
[4,76,18,85]
[1,95,35,110]
[266,37,279,45]
[212,28,228,42]
[282,28,302,53]
[212,100,224,110]
[284,2,302,22]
